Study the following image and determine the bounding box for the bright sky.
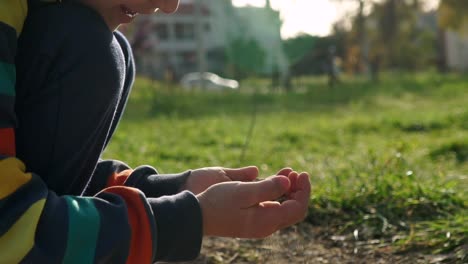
[232,0,440,39]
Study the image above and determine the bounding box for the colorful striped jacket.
[0,1,201,263]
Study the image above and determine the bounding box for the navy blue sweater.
[0,2,202,263]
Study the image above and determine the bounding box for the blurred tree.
[284,35,342,76]
[438,0,468,72]
[339,0,437,72]
[226,37,266,79]
[375,0,437,70]
[332,0,373,75]
[439,0,468,30]
[283,34,317,66]
[379,0,397,67]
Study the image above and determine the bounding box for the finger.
[263,171,292,181]
[224,166,259,181]
[278,199,308,227]
[259,201,282,208]
[287,171,299,193]
[236,176,290,207]
[271,173,310,227]
[288,172,311,201]
[297,172,311,194]
[244,199,306,238]
[276,167,293,176]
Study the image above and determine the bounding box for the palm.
[198,171,311,238]
[184,166,259,194]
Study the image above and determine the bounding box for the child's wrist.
[197,193,212,236]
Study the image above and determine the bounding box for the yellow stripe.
[0,199,46,263]
[0,158,31,199]
[0,0,28,35]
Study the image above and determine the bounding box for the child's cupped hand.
[182,166,259,194]
[197,170,311,238]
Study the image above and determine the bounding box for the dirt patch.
[162,223,451,264]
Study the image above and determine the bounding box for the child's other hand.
[183,166,258,194]
[197,171,311,238]
[272,168,308,201]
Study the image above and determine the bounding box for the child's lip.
[120,5,138,18]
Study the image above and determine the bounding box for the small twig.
[226,252,239,264]
[239,92,258,165]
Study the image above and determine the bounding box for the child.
[1,0,311,263]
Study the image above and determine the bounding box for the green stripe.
[63,196,100,264]
[0,62,15,96]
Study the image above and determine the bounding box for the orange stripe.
[103,186,153,264]
[0,128,16,156]
[105,169,133,187]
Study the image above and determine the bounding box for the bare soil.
[163,223,460,264]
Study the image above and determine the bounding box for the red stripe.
[0,128,16,156]
[105,169,133,187]
[103,187,153,264]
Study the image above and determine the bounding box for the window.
[175,23,195,40]
[155,23,169,40]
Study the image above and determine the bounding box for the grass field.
[103,72,467,260]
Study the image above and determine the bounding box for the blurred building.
[443,26,468,72]
[418,11,468,73]
[125,0,288,80]
[233,0,289,79]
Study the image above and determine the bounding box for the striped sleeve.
[85,160,204,261]
[0,157,157,263]
[0,0,28,156]
[87,159,191,199]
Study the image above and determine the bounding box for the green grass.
[104,72,467,260]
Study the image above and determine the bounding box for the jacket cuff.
[125,166,191,197]
[85,159,131,196]
[148,191,203,262]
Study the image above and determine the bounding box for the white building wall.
[445,29,468,72]
[130,0,287,79]
[233,7,289,78]
[142,1,230,78]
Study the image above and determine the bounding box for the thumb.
[235,176,290,207]
[224,166,259,181]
